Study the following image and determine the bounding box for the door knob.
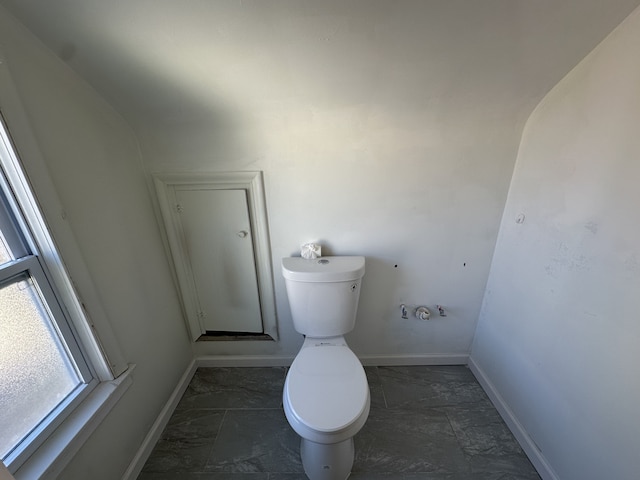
[237,230,249,238]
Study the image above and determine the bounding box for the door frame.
[153,171,278,341]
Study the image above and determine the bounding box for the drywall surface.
[3,0,640,360]
[129,0,639,359]
[471,6,640,480]
[141,1,534,358]
[0,9,192,480]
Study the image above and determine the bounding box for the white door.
[174,187,263,333]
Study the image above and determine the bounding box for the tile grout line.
[377,367,390,409]
[203,408,228,472]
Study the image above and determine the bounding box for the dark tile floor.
[138,366,541,480]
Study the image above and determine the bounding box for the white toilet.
[282,256,370,480]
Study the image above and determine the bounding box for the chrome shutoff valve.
[415,307,431,321]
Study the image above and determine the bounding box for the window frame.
[0,48,134,479]
[0,113,102,473]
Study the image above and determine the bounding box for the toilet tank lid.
[282,256,365,282]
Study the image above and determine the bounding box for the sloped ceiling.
[1,0,639,141]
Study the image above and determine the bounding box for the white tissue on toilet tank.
[301,243,321,259]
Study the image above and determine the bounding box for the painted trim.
[359,353,468,366]
[197,353,469,367]
[120,359,198,480]
[152,171,278,342]
[468,357,558,480]
[15,366,134,480]
[0,51,127,378]
[197,355,294,367]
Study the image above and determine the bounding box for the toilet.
[282,256,370,480]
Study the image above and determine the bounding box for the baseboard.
[120,359,197,480]
[468,357,559,480]
[197,353,469,368]
[359,353,469,366]
[197,355,295,367]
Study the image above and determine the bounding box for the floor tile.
[139,366,541,480]
[267,474,308,480]
[466,454,541,479]
[206,409,302,473]
[177,367,286,410]
[364,367,387,409]
[353,407,469,474]
[443,403,523,457]
[363,366,383,385]
[349,475,472,480]
[141,409,224,473]
[138,474,268,480]
[378,366,492,409]
[442,403,539,478]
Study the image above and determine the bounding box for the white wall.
[471,6,640,480]
[133,2,530,360]
[3,1,640,477]
[0,10,192,480]
[2,1,638,364]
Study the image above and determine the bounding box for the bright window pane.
[0,274,81,459]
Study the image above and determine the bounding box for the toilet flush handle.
[237,230,249,238]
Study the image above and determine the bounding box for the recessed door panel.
[174,188,263,333]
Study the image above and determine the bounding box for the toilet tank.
[282,256,365,338]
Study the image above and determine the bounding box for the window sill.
[13,365,135,480]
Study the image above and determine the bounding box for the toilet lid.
[286,344,369,433]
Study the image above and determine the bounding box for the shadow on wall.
[58,35,250,168]
[351,256,400,339]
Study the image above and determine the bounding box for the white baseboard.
[120,359,197,480]
[197,355,294,367]
[468,357,559,480]
[359,353,468,366]
[197,353,469,368]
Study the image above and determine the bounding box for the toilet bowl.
[283,338,370,480]
[282,256,369,480]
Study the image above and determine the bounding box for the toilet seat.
[284,343,370,443]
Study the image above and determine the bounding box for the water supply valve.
[415,307,431,321]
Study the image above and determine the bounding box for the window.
[0,114,100,472]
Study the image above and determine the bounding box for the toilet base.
[300,437,354,480]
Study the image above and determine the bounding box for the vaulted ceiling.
[1,0,639,146]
